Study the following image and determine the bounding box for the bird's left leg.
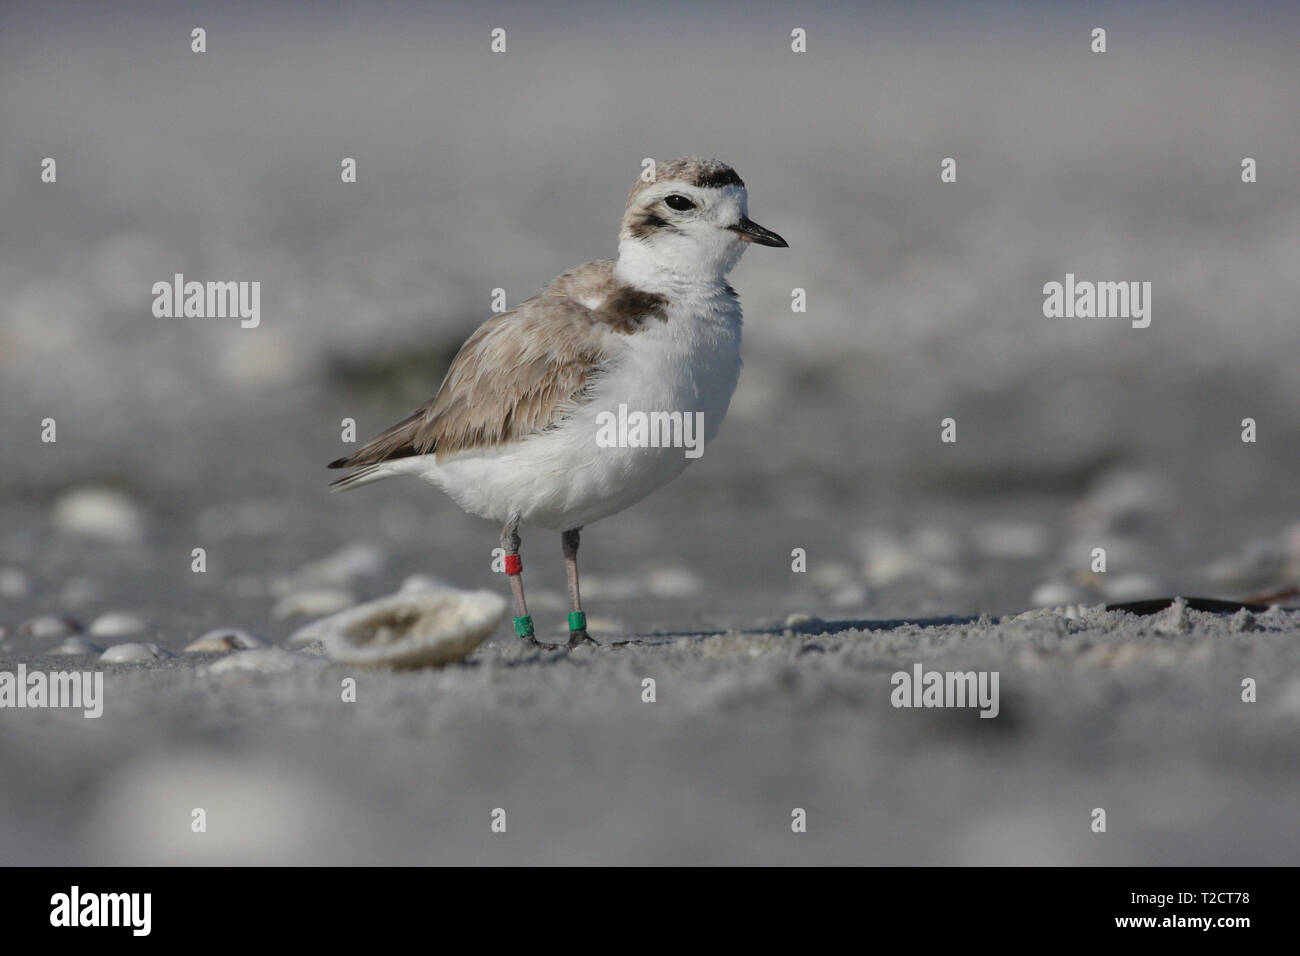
[562,527,595,648]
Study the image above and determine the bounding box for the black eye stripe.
[664,194,695,211]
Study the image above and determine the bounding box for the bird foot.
[566,629,597,649]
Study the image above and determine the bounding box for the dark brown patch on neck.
[598,286,669,333]
[625,209,682,240]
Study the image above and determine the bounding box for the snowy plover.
[329,158,787,647]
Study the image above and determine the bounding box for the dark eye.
[664,194,695,211]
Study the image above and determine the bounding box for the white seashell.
[89,611,148,638]
[288,586,506,669]
[51,487,146,543]
[21,615,82,639]
[100,642,172,663]
[271,588,355,620]
[51,636,104,656]
[208,648,319,675]
[184,629,266,653]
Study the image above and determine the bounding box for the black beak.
[729,216,789,248]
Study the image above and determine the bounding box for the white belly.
[418,303,743,531]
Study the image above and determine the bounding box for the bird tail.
[327,462,392,492]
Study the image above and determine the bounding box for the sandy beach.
[2,2,1298,865]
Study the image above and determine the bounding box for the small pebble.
[89,611,148,638]
[100,642,173,663]
[184,629,266,653]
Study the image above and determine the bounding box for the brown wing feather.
[330,291,610,470]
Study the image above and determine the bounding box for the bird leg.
[501,517,538,646]
[562,527,595,648]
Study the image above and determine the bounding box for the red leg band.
[504,553,522,575]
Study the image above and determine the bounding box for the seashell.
[51,487,146,543]
[20,615,83,639]
[184,629,266,653]
[100,642,172,663]
[51,636,105,656]
[89,611,148,638]
[289,586,506,669]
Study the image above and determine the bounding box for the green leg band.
[513,615,535,638]
[567,611,587,632]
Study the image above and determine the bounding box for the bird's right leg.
[501,516,538,646]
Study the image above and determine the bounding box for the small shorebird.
[329,158,787,647]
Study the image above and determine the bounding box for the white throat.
[614,236,744,297]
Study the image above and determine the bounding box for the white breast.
[422,286,743,531]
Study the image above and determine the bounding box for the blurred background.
[1,1,1298,865]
